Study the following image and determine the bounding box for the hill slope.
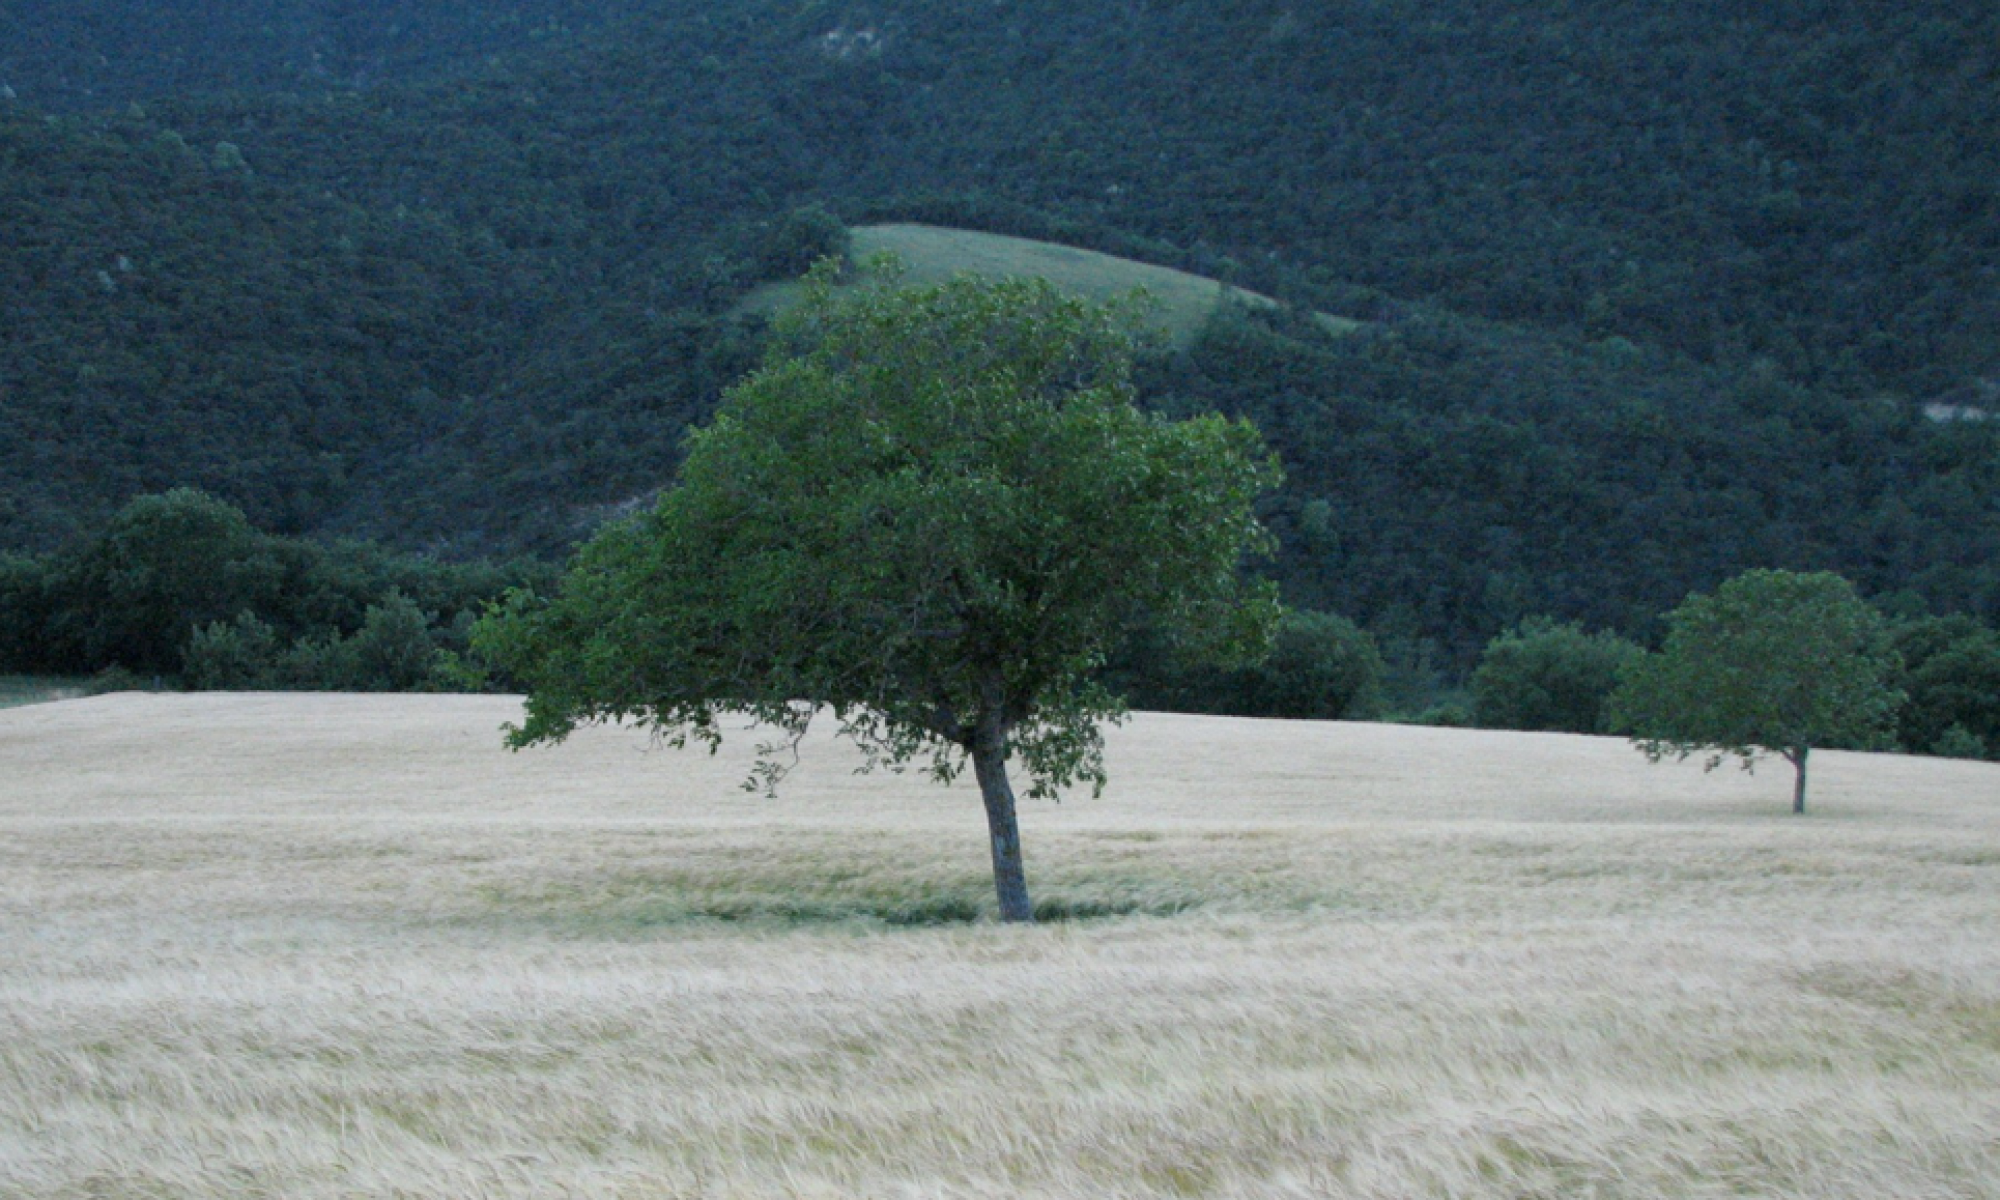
[77,0,2000,399]
[1,0,1997,652]
[742,224,1362,346]
[0,0,651,111]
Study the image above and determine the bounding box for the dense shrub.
[2,491,540,691]
[1933,724,1990,760]
[754,204,852,281]
[54,488,284,675]
[1891,616,2000,759]
[0,553,60,673]
[1116,608,1385,720]
[1471,618,1643,734]
[1228,609,1387,721]
[338,593,445,692]
[182,612,282,690]
[1409,701,1474,728]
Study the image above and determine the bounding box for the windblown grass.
[740,223,1363,347]
[2,694,1997,1197]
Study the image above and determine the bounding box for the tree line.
[1117,589,1999,767]
[0,488,553,692]
[4,484,1990,770]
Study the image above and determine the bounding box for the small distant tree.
[1471,617,1642,734]
[1610,570,1903,814]
[474,265,1282,921]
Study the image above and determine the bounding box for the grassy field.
[740,223,1363,347]
[3,693,1997,1198]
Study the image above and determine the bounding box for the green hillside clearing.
[743,224,1362,346]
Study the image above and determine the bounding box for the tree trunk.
[970,707,1033,923]
[1788,745,1809,814]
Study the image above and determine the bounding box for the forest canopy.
[1,0,1995,677]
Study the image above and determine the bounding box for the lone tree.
[473,265,1282,921]
[1610,569,1903,813]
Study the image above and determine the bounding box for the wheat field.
[3,693,1998,1198]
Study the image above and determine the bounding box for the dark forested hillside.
[3,0,1997,659]
[125,0,1999,396]
[2,106,495,547]
[0,0,650,111]
[1157,304,2000,662]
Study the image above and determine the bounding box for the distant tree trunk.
[1787,745,1810,814]
[970,704,1033,923]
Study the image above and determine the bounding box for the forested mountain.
[0,0,650,110]
[3,0,1997,662]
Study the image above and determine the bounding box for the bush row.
[5,490,1993,760]
[1462,613,2000,761]
[0,488,553,692]
[1117,603,1998,763]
